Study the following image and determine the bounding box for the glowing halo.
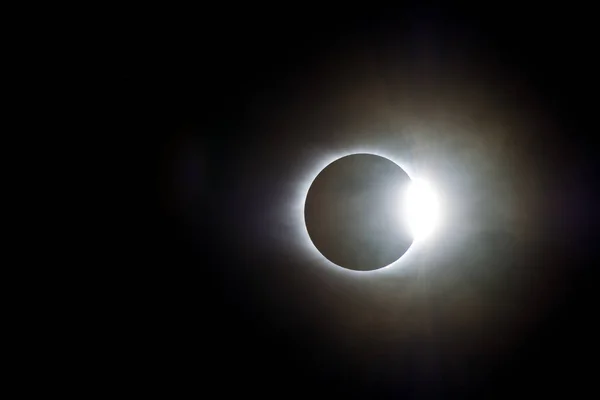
[292,146,441,274]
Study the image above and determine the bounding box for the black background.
[144,3,596,397]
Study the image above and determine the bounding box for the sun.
[294,148,443,273]
[403,178,441,241]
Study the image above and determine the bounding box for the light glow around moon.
[297,149,442,274]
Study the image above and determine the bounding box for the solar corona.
[303,152,441,272]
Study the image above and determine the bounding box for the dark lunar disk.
[304,154,413,271]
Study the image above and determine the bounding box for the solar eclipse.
[304,153,441,272]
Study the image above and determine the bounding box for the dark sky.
[147,4,596,397]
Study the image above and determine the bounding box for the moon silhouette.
[304,154,413,271]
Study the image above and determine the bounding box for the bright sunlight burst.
[404,179,441,240]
